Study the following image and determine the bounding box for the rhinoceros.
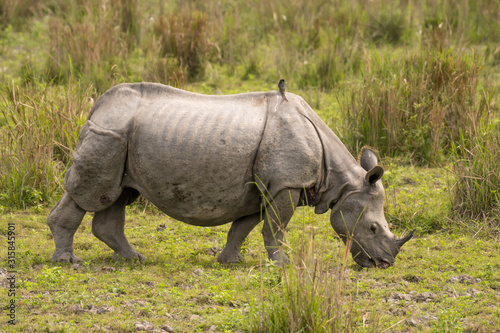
[47,83,413,268]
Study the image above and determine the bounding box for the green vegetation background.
[0,0,499,332]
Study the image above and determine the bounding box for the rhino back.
[127,85,270,225]
[87,83,144,132]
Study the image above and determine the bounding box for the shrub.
[154,10,211,81]
[143,56,186,87]
[367,7,408,45]
[247,232,379,332]
[45,0,140,92]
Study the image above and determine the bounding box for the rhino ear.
[365,165,384,184]
[359,147,378,171]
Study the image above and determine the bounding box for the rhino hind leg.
[48,192,86,263]
[261,189,301,265]
[217,212,263,263]
[91,189,145,261]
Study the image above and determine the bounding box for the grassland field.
[1,0,500,332]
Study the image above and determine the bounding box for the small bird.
[278,79,288,102]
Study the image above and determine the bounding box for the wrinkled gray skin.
[47,83,412,268]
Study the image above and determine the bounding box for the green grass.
[248,231,362,332]
[1,1,500,331]
[383,160,454,234]
[451,120,500,235]
[340,48,491,164]
[0,80,93,208]
[0,204,499,332]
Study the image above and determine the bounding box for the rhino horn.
[395,230,415,248]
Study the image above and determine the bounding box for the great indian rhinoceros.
[47,83,413,268]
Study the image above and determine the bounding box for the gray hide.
[47,83,412,267]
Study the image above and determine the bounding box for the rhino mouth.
[354,249,393,269]
[351,231,414,269]
[360,256,392,268]
[363,257,393,269]
[375,258,392,269]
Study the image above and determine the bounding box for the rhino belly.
[127,99,267,226]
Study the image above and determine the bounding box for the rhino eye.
[370,224,377,234]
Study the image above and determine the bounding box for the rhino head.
[321,148,413,268]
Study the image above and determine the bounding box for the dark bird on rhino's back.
[278,79,288,102]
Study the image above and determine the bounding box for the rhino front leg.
[217,212,263,263]
[91,189,145,261]
[47,192,86,263]
[262,189,301,264]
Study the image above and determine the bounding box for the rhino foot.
[112,251,146,262]
[51,251,82,263]
[268,249,290,266]
[217,249,244,263]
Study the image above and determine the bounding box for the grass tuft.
[44,0,141,92]
[0,80,93,208]
[0,0,46,30]
[451,120,500,237]
[247,231,379,332]
[154,10,212,81]
[367,6,408,45]
[342,48,490,164]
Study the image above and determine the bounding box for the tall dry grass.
[247,229,380,332]
[45,0,140,92]
[5,0,498,94]
[153,10,212,81]
[0,0,47,29]
[341,49,489,164]
[451,119,500,236]
[0,80,94,208]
